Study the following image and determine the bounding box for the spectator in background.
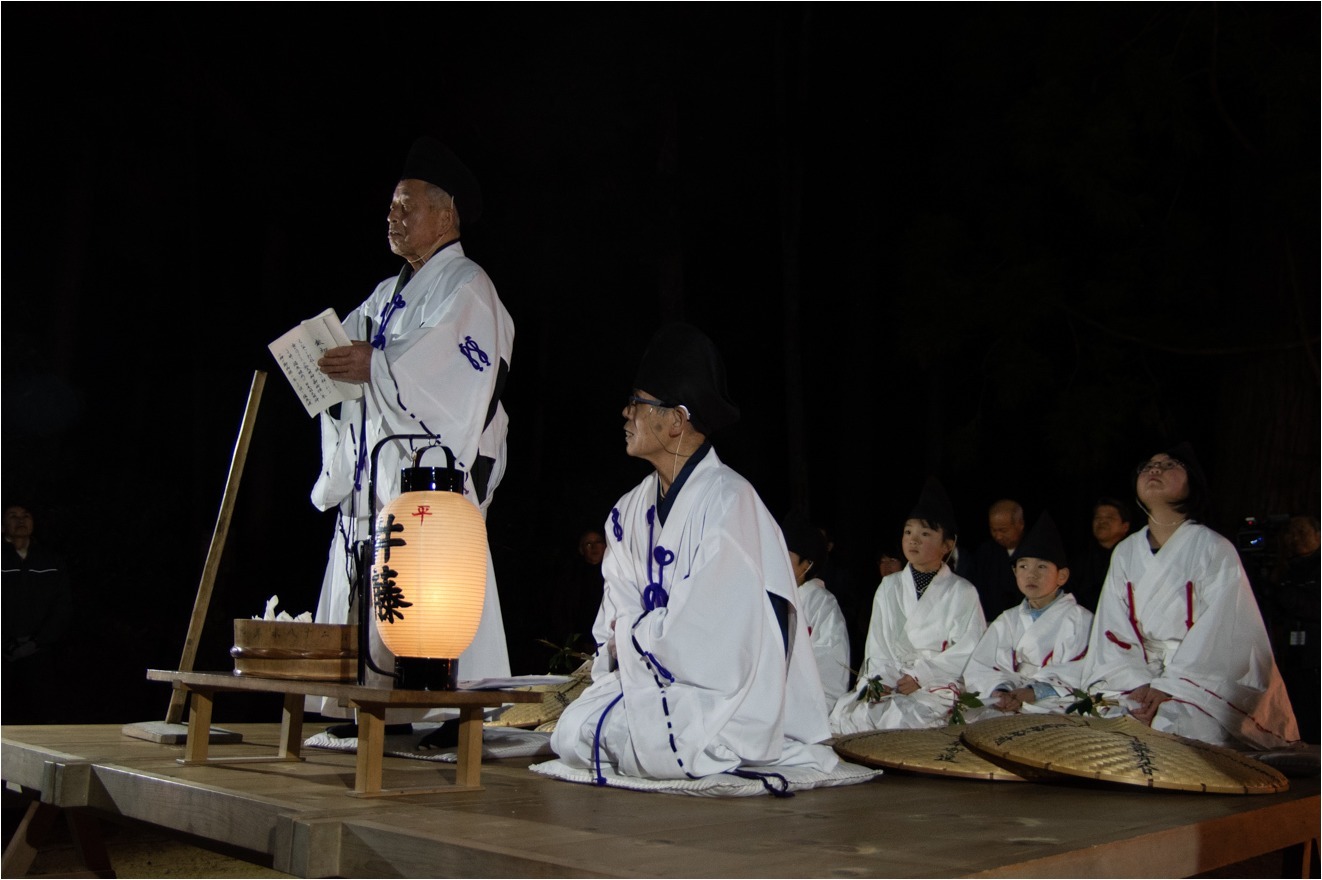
[2,503,72,724]
[1071,497,1132,612]
[580,529,608,566]
[877,549,903,580]
[972,499,1026,620]
[1274,515,1320,589]
[1264,514,1319,742]
[545,527,608,661]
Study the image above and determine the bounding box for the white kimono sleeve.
[801,581,851,706]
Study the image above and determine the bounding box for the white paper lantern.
[371,473,487,687]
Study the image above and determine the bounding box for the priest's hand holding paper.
[318,341,373,383]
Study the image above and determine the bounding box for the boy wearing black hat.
[549,323,838,784]
[962,512,1093,718]
[308,136,514,722]
[828,479,986,734]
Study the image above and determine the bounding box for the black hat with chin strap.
[399,136,483,225]
[632,322,740,435]
[908,477,959,540]
[780,513,829,569]
[1012,511,1069,569]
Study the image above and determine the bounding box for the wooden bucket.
[231,620,358,682]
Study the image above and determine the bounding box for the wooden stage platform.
[2,722,1317,878]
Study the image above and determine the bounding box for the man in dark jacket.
[3,503,72,723]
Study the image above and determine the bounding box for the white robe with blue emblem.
[550,450,838,780]
[308,243,513,717]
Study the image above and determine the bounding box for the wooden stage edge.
[2,722,1317,879]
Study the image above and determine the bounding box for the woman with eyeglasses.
[1078,442,1300,749]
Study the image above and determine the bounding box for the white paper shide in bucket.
[231,595,357,682]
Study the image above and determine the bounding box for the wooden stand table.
[145,669,540,797]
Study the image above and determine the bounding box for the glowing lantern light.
[370,453,487,690]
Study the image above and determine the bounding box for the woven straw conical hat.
[959,714,1289,794]
[831,726,1029,781]
[485,662,592,730]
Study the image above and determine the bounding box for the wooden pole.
[165,370,267,724]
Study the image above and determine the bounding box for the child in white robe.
[780,514,851,710]
[962,511,1093,720]
[1078,442,1299,749]
[829,478,986,734]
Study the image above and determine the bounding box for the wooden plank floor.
[2,723,1317,878]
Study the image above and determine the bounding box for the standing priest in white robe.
[829,479,986,734]
[309,137,513,721]
[962,511,1093,719]
[550,323,838,787]
[1079,443,1299,749]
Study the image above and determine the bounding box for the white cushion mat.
[528,758,882,797]
[304,724,554,763]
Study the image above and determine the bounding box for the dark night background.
[3,3,1318,725]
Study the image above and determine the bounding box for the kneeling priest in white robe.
[550,324,838,788]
